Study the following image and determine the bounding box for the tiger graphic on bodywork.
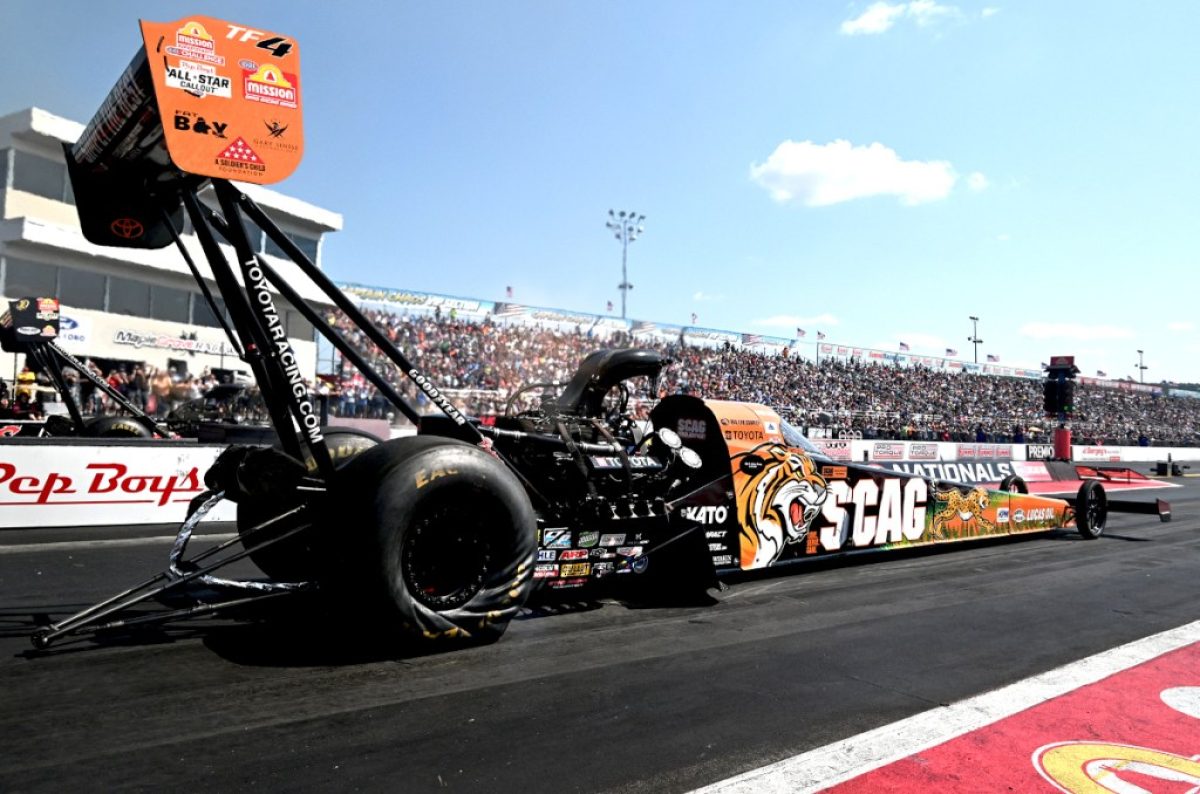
[734,444,828,569]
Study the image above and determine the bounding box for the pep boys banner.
[0,444,236,528]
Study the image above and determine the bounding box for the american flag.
[796,328,806,338]
[1097,369,1107,377]
[946,348,958,356]
[817,331,826,340]
[606,300,613,312]
[742,333,762,345]
[987,354,999,362]
[899,341,910,351]
[505,286,513,298]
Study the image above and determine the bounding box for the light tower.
[606,209,645,319]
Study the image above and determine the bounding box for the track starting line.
[693,620,1200,793]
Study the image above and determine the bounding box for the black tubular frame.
[170,178,492,479]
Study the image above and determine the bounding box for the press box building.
[0,107,341,383]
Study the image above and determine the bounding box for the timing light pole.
[1136,349,1148,383]
[968,315,983,364]
[606,209,645,319]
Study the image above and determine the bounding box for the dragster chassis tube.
[232,190,482,442]
[474,423,625,455]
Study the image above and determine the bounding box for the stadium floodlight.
[606,209,646,319]
[968,315,984,364]
[1136,349,1148,383]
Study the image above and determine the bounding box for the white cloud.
[967,171,989,191]
[754,313,840,328]
[840,1,961,35]
[907,0,959,27]
[1018,322,1135,341]
[981,7,1000,18]
[1168,321,1195,332]
[995,232,1011,241]
[692,291,724,302]
[841,2,907,34]
[750,139,958,207]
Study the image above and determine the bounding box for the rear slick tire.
[238,427,381,581]
[1075,480,1108,539]
[335,436,537,646]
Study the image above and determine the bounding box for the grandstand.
[321,284,1200,448]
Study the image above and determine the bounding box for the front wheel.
[999,474,1028,493]
[334,436,537,645]
[1075,480,1107,539]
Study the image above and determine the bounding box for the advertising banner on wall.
[0,443,236,528]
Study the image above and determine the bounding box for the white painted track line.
[689,619,1200,793]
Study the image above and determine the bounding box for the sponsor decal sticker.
[739,455,766,475]
[1013,509,1025,524]
[165,21,226,66]
[997,507,1010,524]
[542,528,571,548]
[677,418,707,441]
[533,563,559,579]
[536,549,556,562]
[598,533,625,547]
[242,64,299,108]
[821,466,848,479]
[215,136,266,173]
[712,554,733,566]
[165,60,232,97]
[616,546,644,557]
[559,563,591,577]
[957,444,978,459]
[873,442,905,461]
[909,443,939,460]
[1026,443,1055,461]
[559,549,588,561]
[577,531,599,548]
[680,504,728,525]
[592,562,614,576]
[812,439,852,461]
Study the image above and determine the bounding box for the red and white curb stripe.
[691,619,1200,793]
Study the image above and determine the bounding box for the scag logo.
[677,418,706,441]
[817,477,928,551]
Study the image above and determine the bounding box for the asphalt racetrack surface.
[1,474,1198,792]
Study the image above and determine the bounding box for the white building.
[0,107,341,383]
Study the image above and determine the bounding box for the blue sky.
[3,1,1198,383]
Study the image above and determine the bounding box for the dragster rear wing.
[65,16,304,249]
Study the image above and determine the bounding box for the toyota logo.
[110,217,144,239]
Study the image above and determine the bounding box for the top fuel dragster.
[30,15,1170,651]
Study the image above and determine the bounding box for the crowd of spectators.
[0,362,225,420]
[6,307,1197,448]
[319,307,1200,448]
